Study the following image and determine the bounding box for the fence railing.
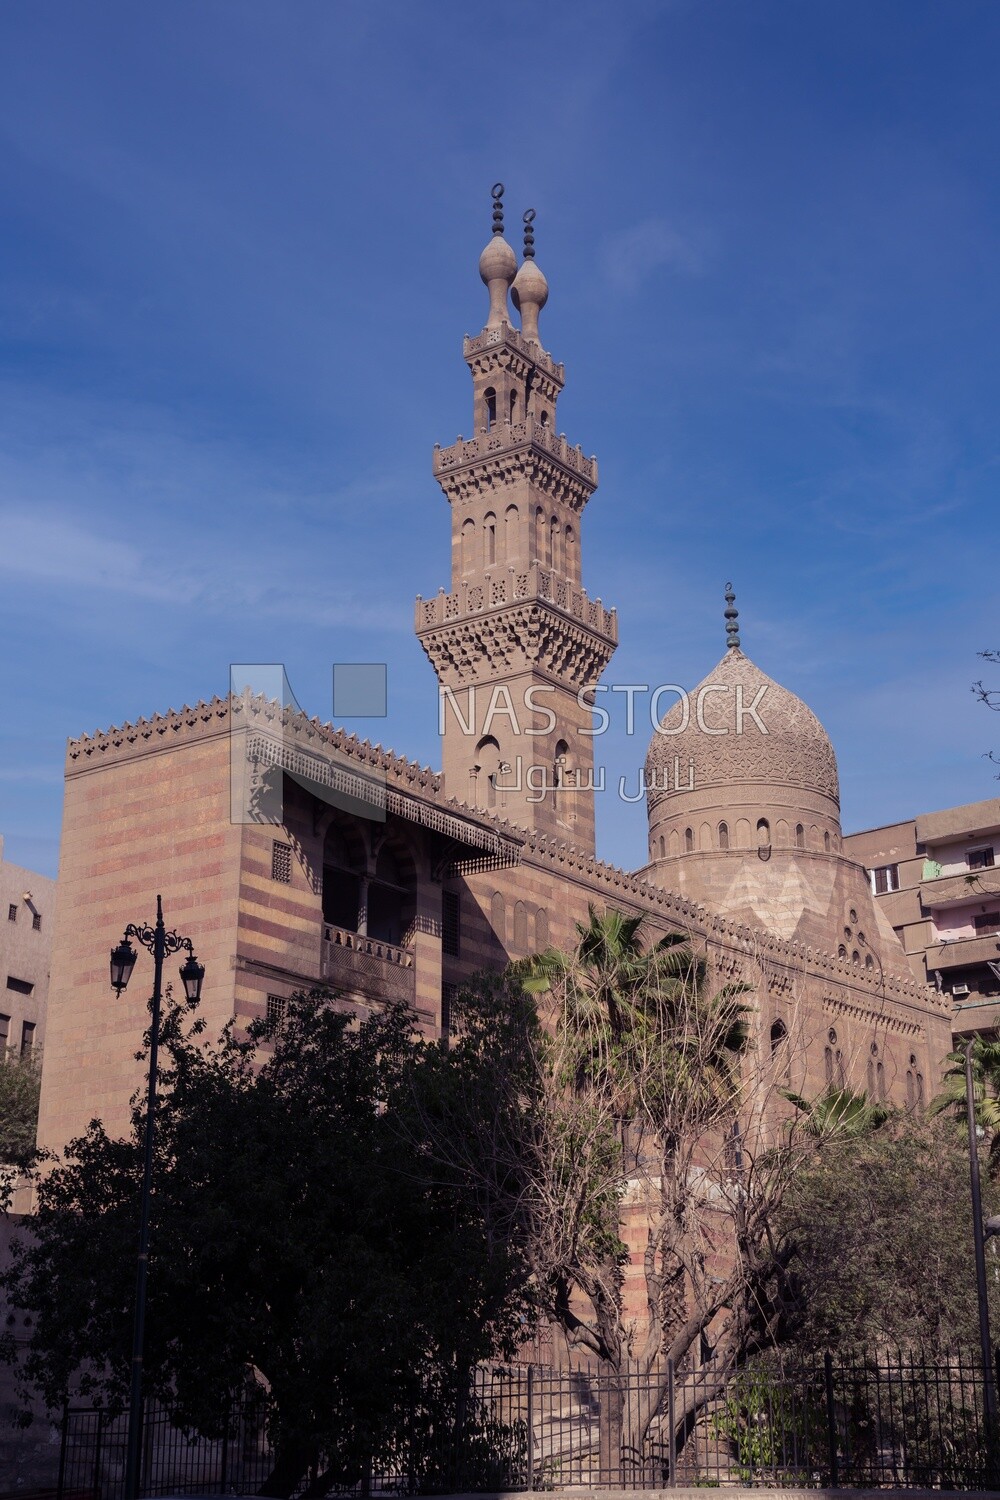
[56,1348,1000,1497]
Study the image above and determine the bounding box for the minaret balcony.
[463,324,565,384]
[433,419,598,487]
[415,562,618,644]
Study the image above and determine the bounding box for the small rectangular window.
[20,1021,35,1057]
[7,905,16,923]
[442,891,461,957]
[265,994,287,1037]
[31,912,41,932]
[974,911,1000,935]
[969,847,996,871]
[441,982,457,1049]
[271,840,292,884]
[5,977,33,996]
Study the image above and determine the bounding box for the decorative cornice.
[416,598,617,689]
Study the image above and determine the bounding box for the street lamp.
[109,894,205,1500]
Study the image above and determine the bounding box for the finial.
[523,208,536,259]
[724,583,740,651]
[511,209,548,343]
[491,182,505,236]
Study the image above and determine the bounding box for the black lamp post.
[109,895,204,1500]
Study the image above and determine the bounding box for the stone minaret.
[416,186,617,853]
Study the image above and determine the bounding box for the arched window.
[866,1058,875,1096]
[718,821,730,850]
[824,1046,834,1084]
[485,513,496,566]
[659,834,666,858]
[534,506,544,560]
[549,515,559,570]
[491,890,506,945]
[539,409,549,428]
[505,504,518,562]
[876,1061,886,1101]
[322,824,361,931]
[513,900,528,950]
[906,1069,915,1110]
[795,823,805,850]
[770,1018,790,1082]
[700,822,712,851]
[461,517,475,577]
[757,818,770,848]
[553,739,570,807]
[484,387,497,431]
[916,1072,925,1109]
[669,829,680,857]
[824,830,831,852]
[685,827,694,853]
[565,524,575,577]
[368,838,414,947]
[535,907,549,949]
[475,735,502,809]
[509,387,518,423]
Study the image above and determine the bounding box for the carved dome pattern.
[645,649,840,810]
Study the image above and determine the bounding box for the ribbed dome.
[645,648,839,809]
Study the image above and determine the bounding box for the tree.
[973,649,1000,773]
[776,1111,1000,1353]
[932,1032,1000,1175]
[782,1083,891,1142]
[431,908,802,1465]
[0,1047,42,1173]
[1,989,528,1497]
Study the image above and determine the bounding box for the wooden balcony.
[321,924,415,1007]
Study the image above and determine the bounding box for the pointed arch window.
[485,513,497,567]
[484,387,497,431]
[795,823,805,850]
[685,827,694,854]
[719,821,730,850]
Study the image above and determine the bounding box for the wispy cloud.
[601,217,709,293]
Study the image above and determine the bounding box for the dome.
[511,258,549,342]
[645,647,840,814]
[479,235,517,287]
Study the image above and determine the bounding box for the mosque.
[37,189,952,1180]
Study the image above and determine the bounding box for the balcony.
[416,561,618,642]
[322,924,415,1007]
[925,932,1000,973]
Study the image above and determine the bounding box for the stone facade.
[37,197,954,1194]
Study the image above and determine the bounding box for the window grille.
[442,891,461,957]
[265,994,287,1037]
[271,840,293,884]
[7,905,15,923]
[441,982,457,1047]
[32,913,41,931]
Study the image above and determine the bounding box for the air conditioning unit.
[953,983,971,997]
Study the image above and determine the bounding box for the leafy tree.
[776,1111,1000,1353]
[1,989,528,1497]
[0,1048,42,1173]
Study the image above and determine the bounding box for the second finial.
[523,208,536,259]
[724,583,740,651]
[491,182,505,236]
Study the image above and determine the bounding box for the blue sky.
[2,0,999,877]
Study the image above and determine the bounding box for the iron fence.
[56,1348,1000,1496]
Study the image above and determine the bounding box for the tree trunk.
[257,1438,311,1498]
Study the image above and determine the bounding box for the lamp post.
[109,895,204,1500]
[964,1039,999,1452]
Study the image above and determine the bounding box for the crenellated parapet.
[463,323,564,386]
[433,419,597,493]
[416,562,617,640]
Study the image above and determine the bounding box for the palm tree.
[931,1032,1000,1173]
[782,1083,891,1142]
